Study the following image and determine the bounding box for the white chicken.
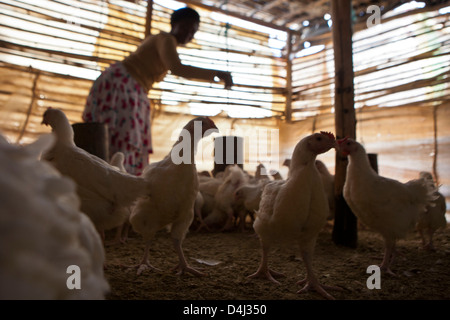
[41,108,148,242]
[248,132,339,300]
[192,191,207,231]
[129,117,218,276]
[339,138,438,274]
[0,132,109,299]
[416,171,447,251]
[109,151,133,244]
[315,160,335,220]
[234,179,271,232]
[194,176,223,232]
[254,163,270,181]
[203,165,248,231]
[269,169,283,180]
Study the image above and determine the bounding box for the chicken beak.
[335,137,349,156]
[333,140,339,150]
[337,137,349,145]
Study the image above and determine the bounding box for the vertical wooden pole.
[17,68,39,143]
[144,0,153,38]
[432,104,439,186]
[285,30,293,122]
[331,0,358,248]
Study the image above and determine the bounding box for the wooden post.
[72,123,110,161]
[331,0,358,248]
[144,0,153,38]
[432,104,439,185]
[285,30,293,122]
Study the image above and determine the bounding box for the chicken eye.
[317,137,322,141]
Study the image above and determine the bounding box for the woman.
[83,7,233,175]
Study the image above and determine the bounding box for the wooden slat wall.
[0,0,286,147]
[149,2,286,116]
[291,8,450,120]
[285,6,450,213]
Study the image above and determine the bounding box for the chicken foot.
[419,229,437,251]
[173,238,207,277]
[219,210,236,232]
[127,242,162,275]
[194,218,212,232]
[105,222,130,246]
[380,240,397,276]
[248,243,286,284]
[296,250,340,300]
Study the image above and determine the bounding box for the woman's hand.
[216,71,233,89]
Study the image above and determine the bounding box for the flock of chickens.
[0,107,446,300]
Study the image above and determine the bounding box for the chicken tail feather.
[406,177,439,212]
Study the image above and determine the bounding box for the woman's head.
[170,7,200,45]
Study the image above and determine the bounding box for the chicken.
[233,179,271,232]
[109,152,133,244]
[193,175,223,232]
[254,163,270,181]
[0,133,109,299]
[41,108,148,242]
[192,191,207,231]
[339,138,438,274]
[248,132,339,300]
[203,164,248,231]
[315,160,335,220]
[129,117,218,276]
[416,171,447,251]
[198,170,212,178]
[269,169,283,180]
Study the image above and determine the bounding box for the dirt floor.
[103,222,450,301]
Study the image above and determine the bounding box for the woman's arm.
[159,35,233,89]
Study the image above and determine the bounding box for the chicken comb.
[337,136,349,145]
[320,131,335,141]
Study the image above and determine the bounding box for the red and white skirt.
[82,62,152,176]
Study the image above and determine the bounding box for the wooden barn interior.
[0,0,450,301]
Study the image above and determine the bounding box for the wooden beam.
[180,0,295,33]
[144,0,153,38]
[285,30,293,122]
[432,104,439,186]
[248,0,284,17]
[330,0,357,248]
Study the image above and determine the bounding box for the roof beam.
[180,0,295,33]
[247,0,285,18]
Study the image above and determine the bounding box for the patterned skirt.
[82,62,152,176]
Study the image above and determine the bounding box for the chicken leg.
[248,241,286,284]
[172,238,206,276]
[134,242,162,275]
[296,250,340,300]
[419,228,437,251]
[380,239,396,276]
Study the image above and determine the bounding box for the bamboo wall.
[284,5,450,212]
[0,0,284,175]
